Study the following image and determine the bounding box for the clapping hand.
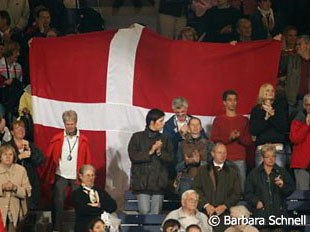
[229,130,240,141]
[149,140,163,155]
[262,101,275,120]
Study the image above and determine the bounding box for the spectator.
[224,205,258,232]
[0,41,24,125]
[0,143,31,231]
[250,83,288,167]
[0,115,11,145]
[186,224,202,232]
[285,35,310,115]
[0,10,11,42]
[44,110,92,231]
[72,164,117,232]
[26,6,53,39]
[0,41,22,84]
[211,90,252,192]
[199,0,241,42]
[158,0,189,39]
[250,0,282,40]
[245,144,295,232]
[193,143,241,232]
[175,117,213,195]
[0,0,30,31]
[282,26,298,53]
[18,84,34,142]
[178,27,198,41]
[162,219,181,232]
[7,119,45,209]
[18,84,32,117]
[290,93,310,190]
[278,26,298,79]
[235,18,252,42]
[128,108,173,214]
[163,189,212,232]
[88,218,106,232]
[164,97,206,160]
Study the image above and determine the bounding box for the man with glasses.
[44,110,92,232]
[164,98,207,167]
[162,190,212,232]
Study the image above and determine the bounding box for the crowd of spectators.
[0,0,309,232]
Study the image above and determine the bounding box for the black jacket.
[250,99,289,146]
[71,186,117,232]
[245,164,295,223]
[128,128,173,194]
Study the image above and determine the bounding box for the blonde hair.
[261,144,276,158]
[62,110,78,123]
[0,144,17,163]
[230,205,251,218]
[303,93,310,107]
[257,83,274,104]
[178,27,198,41]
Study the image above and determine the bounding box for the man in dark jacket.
[128,108,173,214]
[193,143,241,232]
[245,144,295,231]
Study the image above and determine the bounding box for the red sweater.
[211,114,252,161]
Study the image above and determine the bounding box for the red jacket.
[0,209,5,232]
[44,131,92,184]
[290,115,310,169]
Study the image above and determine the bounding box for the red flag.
[30,25,281,200]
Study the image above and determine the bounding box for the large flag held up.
[30,25,282,201]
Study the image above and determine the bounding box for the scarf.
[257,6,275,37]
[82,185,100,204]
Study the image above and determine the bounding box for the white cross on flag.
[30,24,281,200]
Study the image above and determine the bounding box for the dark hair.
[162,219,181,232]
[88,218,105,231]
[10,119,25,131]
[35,5,50,18]
[0,10,11,26]
[146,108,165,127]
[186,224,202,232]
[283,25,298,35]
[3,41,20,58]
[188,117,201,126]
[222,90,238,101]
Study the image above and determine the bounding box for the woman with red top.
[290,93,310,190]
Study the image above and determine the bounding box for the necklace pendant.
[67,155,72,161]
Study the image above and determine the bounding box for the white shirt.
[213,161,224,170]
[56,130,80,179]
